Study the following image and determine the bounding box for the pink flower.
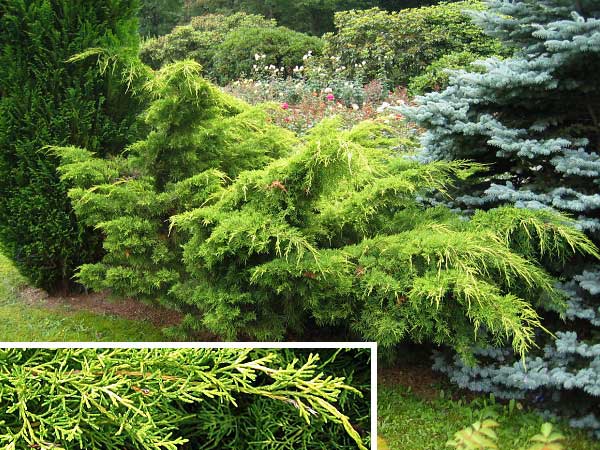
[326,93,335,101]
[281,102,289,110]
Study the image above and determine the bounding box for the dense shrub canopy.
[56,61,597,359]
[188,0,451,35]
[140,12,322,84]
[140,12,277,72]
[0,348,370,449]
[318,1,507,86]
[212,26,323,85]
[405,0,600,436]
[0,0,142,291]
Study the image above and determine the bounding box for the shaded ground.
[19,286,184,329]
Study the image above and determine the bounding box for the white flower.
[324,87,333,93]
[351,103,359,111]
[254,53,261,61]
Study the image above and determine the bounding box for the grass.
[378,382,600,450]
[0,254,167,342]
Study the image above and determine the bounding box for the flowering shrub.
[211,26,323,85]
[224,77,409,135]
[139,12,323,85]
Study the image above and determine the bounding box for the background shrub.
[139,12,277,73]
[318,1,507,86]
[186,0,448,36]
[408,50,489,96]
[212,26,323,84]
[0,0,142,292]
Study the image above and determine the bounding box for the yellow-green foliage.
[170,116,596,355]
[56,61,597,356]
[55,60,295,306]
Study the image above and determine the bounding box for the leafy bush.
[448,421,565,450]
[0,0,142,292]
[408,51,488,96]
[405,0,600,437]
[0,348,370,449]
[317,1,507,86]
[211,26,323,85]
[186,0,445,35]
[139,12,282,80]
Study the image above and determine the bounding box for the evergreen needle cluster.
[0,348,369,450]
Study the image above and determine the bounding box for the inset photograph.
[0,346,373,449]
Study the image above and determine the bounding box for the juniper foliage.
[56,61,597,358]
[404,0,600,436]
[0,348,369,449]
[55,60,294,307]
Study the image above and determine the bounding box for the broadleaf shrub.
[139,12,322,85]
[408,50,489,96]
[212,26,323,85]
[0,0,142,292]
[0,347,370,449]
[317,1,508,86]
[139,12,277,71]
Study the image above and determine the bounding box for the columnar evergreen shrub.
[55,60,295,306]
[405,0,600,436]
[0,348,370,449]
[0,0,142,291]
[318,1,507,87]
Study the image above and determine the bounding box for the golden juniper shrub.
[54,60,295,307]
[56,61,597,357]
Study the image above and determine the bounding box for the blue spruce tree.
[405,0,600,437]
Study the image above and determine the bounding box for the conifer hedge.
[0,348,370,449]
[0,0,142,291]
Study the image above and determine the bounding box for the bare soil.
[18,286,184,328]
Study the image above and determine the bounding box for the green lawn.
[0,254,166,342]
[378,383,600,450]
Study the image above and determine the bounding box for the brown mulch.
[379,365,449,401]
[18,286,184,329]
